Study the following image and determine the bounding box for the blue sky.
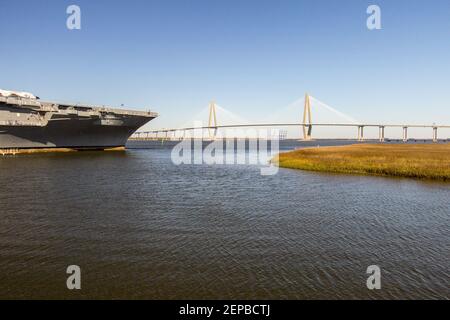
[1,0,449,131]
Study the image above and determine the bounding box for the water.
[0,147,448,299]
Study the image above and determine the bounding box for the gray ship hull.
[0,117,149,149]
[0,94,157,151]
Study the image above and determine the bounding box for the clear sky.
[1,0,450,132]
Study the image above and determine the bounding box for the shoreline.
[0,146,126,156]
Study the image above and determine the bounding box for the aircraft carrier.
[0,89,158,153]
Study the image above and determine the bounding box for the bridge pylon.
[208,101,218,140]
[302,93,313,140]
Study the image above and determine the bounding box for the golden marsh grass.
[276,143,450,181]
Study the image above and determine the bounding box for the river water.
[0,144,448,299]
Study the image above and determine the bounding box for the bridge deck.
[137,123,450,134]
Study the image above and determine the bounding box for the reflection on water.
[0,148,448,299]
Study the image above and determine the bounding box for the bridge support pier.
[302,93,313,140]
[433,127,438,142]
[358,126,364,142]
[208,101,218,140]
[403,127,408,142]
[302,125,313,141]
[378,126,385,142]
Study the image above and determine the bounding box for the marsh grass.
[275,143,450,181]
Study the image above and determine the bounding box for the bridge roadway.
[132,123,450,142]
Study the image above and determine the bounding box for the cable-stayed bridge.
[130,94,449,142]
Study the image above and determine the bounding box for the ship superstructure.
[0,89,157,151]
